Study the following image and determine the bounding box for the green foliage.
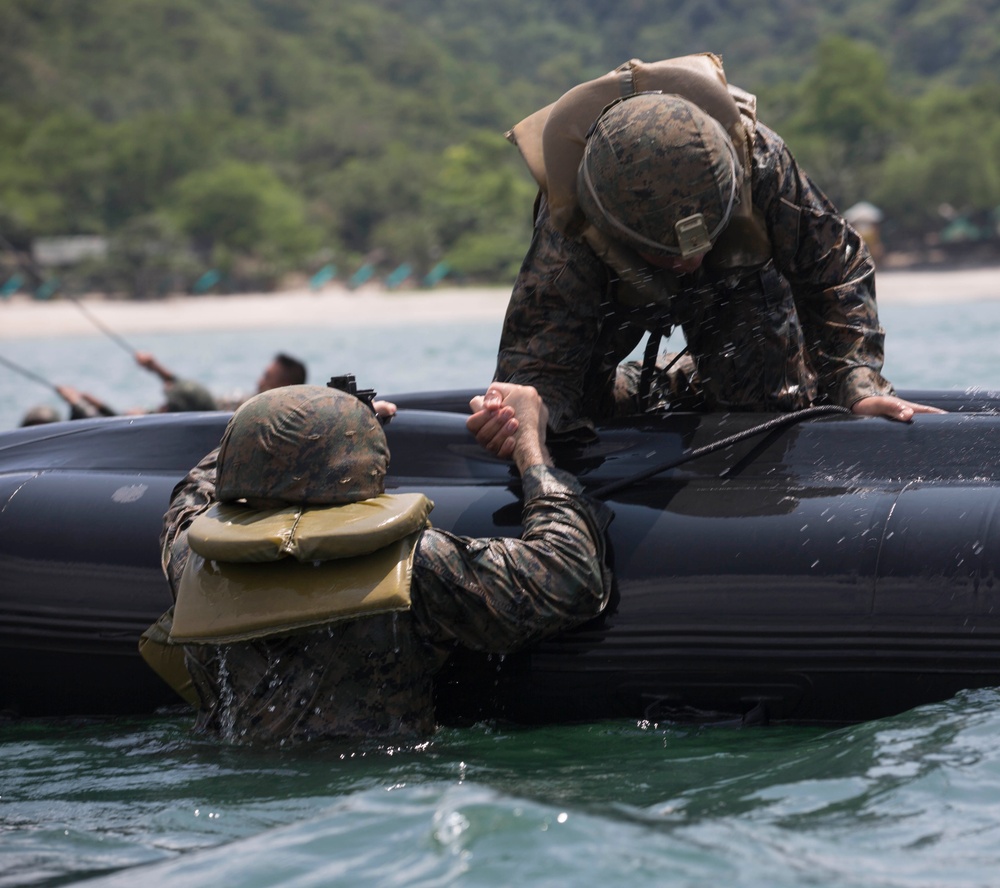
[72,212,201,300]
[778,37,904,206]
[0,0,998,296]
[167,161,321,284]
[430,131,537,279]
[875,83,1000,238]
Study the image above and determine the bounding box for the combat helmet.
[576,92,743,260]
[215,384,388,507]
[19,404,61,426]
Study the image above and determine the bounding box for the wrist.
[514,440,553,473]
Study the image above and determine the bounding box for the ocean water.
[4,284,1000,886]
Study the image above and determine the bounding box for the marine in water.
[144,382,612,744]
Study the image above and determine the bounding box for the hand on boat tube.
[851,395,946,422]
[468,383,553,471]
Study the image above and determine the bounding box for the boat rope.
[65,296,139,356]
[0,353,60,392]
[589,404,851,499]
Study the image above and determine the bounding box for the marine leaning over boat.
[492,53,943,443]
[141,382,612,744]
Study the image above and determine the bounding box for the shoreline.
[1,267,999,339]
[0,284,513,340]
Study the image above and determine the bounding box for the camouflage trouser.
[184,611,441,746]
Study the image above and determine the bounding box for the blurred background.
[0,0,998,301]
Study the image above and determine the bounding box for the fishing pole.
[0,353,60,392]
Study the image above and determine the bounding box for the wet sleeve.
[159,447,219,597]
[409,464,613,654]
[494,196,611,437]
[757,124,895,407]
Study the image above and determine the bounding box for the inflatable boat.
[3,387,1000,727]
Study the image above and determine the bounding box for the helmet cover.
[216,384,388,506]
[577,92,741,259]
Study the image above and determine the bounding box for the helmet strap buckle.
[675,214,712,257]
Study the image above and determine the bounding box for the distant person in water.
[66,349,306,416]
[132,351,218,412]
[214,352,318,411]
[257,353,307,390]
[18,404,62,426]
[44,352,217,418]
[213,351,396,420]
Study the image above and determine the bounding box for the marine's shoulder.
[749,121,796,200]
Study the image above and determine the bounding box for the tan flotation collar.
[507,53,771,278]
[169,493,434,644]
[187,493,432,563]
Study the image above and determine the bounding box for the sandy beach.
[1,267,1000,339]
[0,284,514,340]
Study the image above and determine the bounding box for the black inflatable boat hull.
[3,389,1000,726]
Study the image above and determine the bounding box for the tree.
[781,36,903,206]
[429,131,537,280]
[875,83,1000,241]
[167,160,321,286]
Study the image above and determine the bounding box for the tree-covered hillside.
[0,0,998,296]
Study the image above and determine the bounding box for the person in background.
[215,352,395,420]
[494,53,943,442]
[49,373,216,417]
[257,352,307,391]
[18,404,61,426]
[216,352,308,410]
[143,382,611,745]
[131,351,218,413]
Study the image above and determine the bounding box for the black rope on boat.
[589,404,851,499]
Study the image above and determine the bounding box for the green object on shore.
[385,263,412,290]
[348,263,375,289]
[423,262,450,287]
[34,278,60,300]
[192,270,221,294]
[0,274,23,298]
[309,264,336,290]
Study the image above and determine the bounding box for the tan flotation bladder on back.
[507,53,771,273]
[169,492,433,644]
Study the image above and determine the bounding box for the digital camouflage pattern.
[578,94,740,260]
[184,610,442,742]
[496,119,893,439]
[163,379,217,413]
[215,385,388,507]
[158,413,613,745]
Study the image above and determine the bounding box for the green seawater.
[4,282,1000,885]
[5,693,1000,887]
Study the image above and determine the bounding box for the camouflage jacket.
[495,122,894,439]
[158,447,613,745]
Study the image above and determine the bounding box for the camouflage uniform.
[496,119,894,440]
[162,379,216,413]
[158,388,612,746]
